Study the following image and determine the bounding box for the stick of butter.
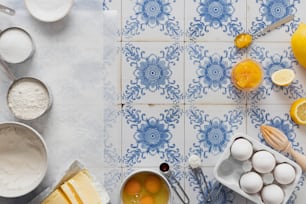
[42,170,102,204]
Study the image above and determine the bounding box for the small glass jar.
[231,59,263,91]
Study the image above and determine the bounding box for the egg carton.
[213,133,302,204]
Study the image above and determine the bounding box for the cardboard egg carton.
[29,160,110,204]
[214,133,302,204]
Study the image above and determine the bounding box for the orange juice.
[122,172,169,204]
[231,59,263,91]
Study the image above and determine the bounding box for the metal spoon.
[188,155,212,202]
[160,163,190,204]
[0,4,15,16]
[234,15,294,48]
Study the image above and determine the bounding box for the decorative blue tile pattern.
[187,106,244,158]
[186,43,244,103]
[248,45,305,104]
[250,0,300,35]
[122,105,183,166]
[123,0,183,40]
[122,43,184,103]
[102,0,306,203]
[187,0,243,39]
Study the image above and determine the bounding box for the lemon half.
[290,98,306,125]
[271,69,295,86]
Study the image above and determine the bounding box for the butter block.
[42,170,102,204]
[41,189,69,204]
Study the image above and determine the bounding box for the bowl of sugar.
[0,121,48,198]
[0,27,35,64]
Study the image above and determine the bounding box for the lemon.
[290,98,306,125]
[271,69,295,86]
[291,23,306,68]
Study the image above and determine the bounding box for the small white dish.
[0,122,48,198]
[25,0,73,22]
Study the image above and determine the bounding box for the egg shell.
[274,163,296,185]
[261,184,284,204]
[230,138,253,161]
[252,151,276,173]
[239,171,263,194]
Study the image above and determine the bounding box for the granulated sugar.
[0,28,33,63]
[7,78,50,120]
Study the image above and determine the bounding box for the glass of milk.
[0,27,35,64]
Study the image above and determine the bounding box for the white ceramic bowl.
[25,0,73,22]
[120,169,171,204]
[0,122,48,198]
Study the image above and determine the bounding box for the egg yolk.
[144,175,162,194]
[124,178,141,196]
[231,59,263,91]
[140,195,155,204]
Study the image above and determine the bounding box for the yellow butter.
[41,189,69,204]
[60,182,80,204]
[42,170,102,204]
[68,170,102,204]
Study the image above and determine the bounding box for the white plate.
[0,122,48,198]
[25,0,73,22]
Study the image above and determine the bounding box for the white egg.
[230,138,253,161]
[240,171,263,194]
[261,184,284,204]
[252,151,276,173]
[274,163,296,185]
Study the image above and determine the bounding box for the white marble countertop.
[0,0,104,203]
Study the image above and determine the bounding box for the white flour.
[8,78,50,120]
[0,28,33,63]
[0,125,47,197]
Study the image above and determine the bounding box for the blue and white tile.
[185,0,246,41]
[185,104,246,167]
[122,0,184,41]
[246,0,303,42]
[246,104,306,204]
[121,104,184,167]
[122,42,184,104]
[247,42,306,105]
[185,42,246,104]
[185,166,247,204]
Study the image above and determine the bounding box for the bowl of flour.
[0,122,48,198]
[7,77,52,120]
